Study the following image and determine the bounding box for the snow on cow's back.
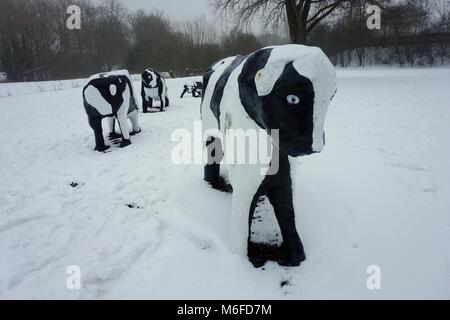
[86,69,132,83]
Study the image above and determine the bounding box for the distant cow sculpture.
[201,45,337,267]
[141,68,169,112]
[180,81,203,98]
[82,70,141,152]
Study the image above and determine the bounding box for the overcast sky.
[117,0,264,33]
[123,0,215,22]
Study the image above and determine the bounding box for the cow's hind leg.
[142,100,149,113]
[88,116,109,152]
[107,118,122,140]
[141,87,148,113]
[128,110,141,136]
[204,136,231,193]
[165,95,170,107]
[115,108,131,148]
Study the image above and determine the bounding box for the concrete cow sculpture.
[180,80,203,98]
[83,70,141,152]
[141,68,169,112]
[201,45,337,267]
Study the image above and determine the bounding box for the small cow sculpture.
[180,81,203,98]
[141,68,169,112]
[201,45,337,267]
[83,70,141,152]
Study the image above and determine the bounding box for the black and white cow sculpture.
[141,68,169,112]
[201,45,337,267]
[83,70,141,152]
[180,81,203,98]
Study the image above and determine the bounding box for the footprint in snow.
[126,203,143,209]
[69,182,85,189]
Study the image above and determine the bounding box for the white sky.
[118,0,264,33]
[123,0,215,22]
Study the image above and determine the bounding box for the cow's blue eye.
[287,95,300,105]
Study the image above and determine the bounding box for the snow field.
[0,69,449,299]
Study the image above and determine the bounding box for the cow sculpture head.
[245,46,337,157]
[142,69,158,88]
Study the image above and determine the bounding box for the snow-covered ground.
[0,69,449,299]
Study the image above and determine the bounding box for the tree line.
[216,0,449,66]
[0,0,449,82]
[0,0,265,81]
[306,0,450,66]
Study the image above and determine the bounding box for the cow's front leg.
[247,190,268,268]
[266,184,305,267]
[115,109,131,148]
[88,116,109,152]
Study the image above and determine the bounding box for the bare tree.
[212,0,385,44]
[181,17,219,45]
[1,0,447,81]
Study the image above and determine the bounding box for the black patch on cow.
[83,75,127,117]
[210,55,247,128]
[261,62,316,156]
[238,48,273,130]
[201,68,214,106]
[201,59,225,114]
[202,58,229,102]
[83,75,136,117]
